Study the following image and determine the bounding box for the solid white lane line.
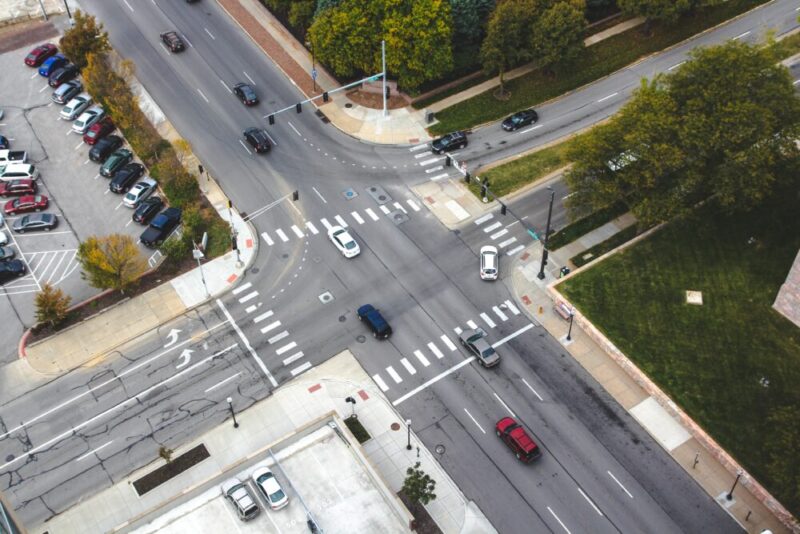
[275,341,297,356]
[522,378,544,401]
[305,221,319,234]
[483,221,502,233]
[505,300,521,315]
[365,208,380,221]
[498,237,518,248]
[261,232,274,246]
[217,301,277,386]
[493,306,508,321]
[291,362,312,376]
[351,211,365,224]
[475,213,494,225]
[427,342,444,359]
[494,393,517,418]
[492,323,534,348]
[291,225,304,238]
[238,291,258,304]
[400,358,416,375]
[393,357,475,406]
[607,471,634,498]
[406,199,421,211]
[480,313,496,328]
[334,215,348,227]
[597,92,618,103]
[490,228,508,240]
[320,218,333,230]
[204,27,216,40]
[252,310,274,324]
[577,488,603,516]
[260,320,281,334]
[231,282,252,295]
[379,205,391,215]
[267,331,289,344]
[275,229,289,242]
[466,320,478,330]
[386,366,402,383]
[463,408,486,434]
[205,372,242,393]
[197,88,209,103]
[282,351,304,366]
[413,350,430,367]
[440,335,457,351]
[373,374,389,391]
[506,245,525,256]
[547,507,572,534]
[76,440,114,462]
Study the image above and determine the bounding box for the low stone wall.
[0,0,65,27]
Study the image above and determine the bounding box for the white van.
[0,163,40,182]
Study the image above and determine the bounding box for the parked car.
[12,213,58,233]
[0,150,28,164]
[100,149,133,177]
[0,247,15,262]
[38,53,66,77]
[495,417,542,463]
[220,478,260,521]
[479,245,498,281]
[458,328,499,367]
[233,82,258,106]
[132,196,164,224]
[251,467,289,510]
[52,79,83,104]
[357,304,392,339]
[109,163,144,192]
[161,31,186,52]
[431,131,467,154]
[48,64,79,87]
[89,135,123,162]
[4,194,48,215]
[0,163,39,182]
[60,93,92,121]
[0,260,26,285]
[122,177,157,205]
[501,109,538,132]
[328,225,360,258]
[140,207,181,248]
[243,127,271,153]
[83,117,114,145]
[0,179,36,197]
[25,43,58,67]
[0,230,7,246]
[72,105,105,134]
[0,135,8,150]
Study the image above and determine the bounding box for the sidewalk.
[39,351,495,534]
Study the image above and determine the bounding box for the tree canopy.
[480,0,533,94]
[531,0,587,73]
[565,40,800,224]
[78,234,147,293]
[59,10,110,69]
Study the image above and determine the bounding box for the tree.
[402,462,437,509]
[449,0,495,43]
[77,234,147,293]
[531,1,587,74]
[158,446,174,463]
[34,283,72,328]
[289,0,316,37]
[59,10,110,69]
[617,0,691,33]
[480,0,533,96]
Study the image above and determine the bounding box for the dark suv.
[243,127,271,153]
[431,131,467,154]
[357,304,392,339]
[496,417,542,463]
[161,31,185,52]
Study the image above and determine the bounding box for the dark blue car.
[38,54,66,77]
[357,304,392,339]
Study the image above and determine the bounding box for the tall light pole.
[226,397,239,429]
[537,186,555,280]
[726,470,742,500]
[405,419,412,450]
[381,40,387,118]
[567,309,575,341]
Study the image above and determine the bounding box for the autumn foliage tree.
[59,10,110,69]
[34,283,72,328]
[77,234,147,293]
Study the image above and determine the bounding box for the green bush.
[158,236,191,273]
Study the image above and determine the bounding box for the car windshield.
[482,347,496,358]
[344,240,357,250]
[483,268,496,275]
[269,488,286,502]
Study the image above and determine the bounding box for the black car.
[431,131,467,154]
[0,135,8,149]
[132,196,164,224]
[12,213,58,233]
[244,127,271,154]
[357,304,392,339]
[0,260,26,284]
[110,163,145,193]
[161,31,185,52]
[48,64,79,87]
[501,109,538,131]
[89,135,123,163]
[233,83,258,106]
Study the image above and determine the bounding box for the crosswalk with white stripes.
[473,212,527,257]
[371,299,525,393]
[409,142,459,182]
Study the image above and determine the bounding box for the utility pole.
[537,187,555,280]
[382,40,387,118]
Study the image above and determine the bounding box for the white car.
[60,93,92,121]
[72,105,105,134]
[480,245,498,280]
[123,178,157,208]
[328,225,360,258]
[0,229,7,246]
[251,466,289,510]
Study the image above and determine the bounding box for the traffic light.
[323,92,329,102]
[292,190,299,201]
[295,103,302,113]
[445,155,451,167]
[500,203,507,216]
[228,200,233,209]
[268,114,275,125]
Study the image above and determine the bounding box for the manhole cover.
[282,253,288,259]
[5,454,14,462]
[338,315,346,322]
[250,267,259,274]
[366,185,391,205]
[319,291,334,304]
[356,335,366,343]
[390,210,408,225]
[391,422,401,431]
[342,188,358,200]
[435,444,446,455]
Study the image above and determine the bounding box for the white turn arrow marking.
[176,349,193,369]
[164,328,181,348]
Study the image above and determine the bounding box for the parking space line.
[45,251,68,285]
[73,140,84,150]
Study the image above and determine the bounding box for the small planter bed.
[398,490,442,534]
[344,415,371,444]
[132,444,210,496]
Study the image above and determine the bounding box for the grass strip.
[547,201,628,250]
[570,224,639,267]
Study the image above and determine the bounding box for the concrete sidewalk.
[39,351,495,534]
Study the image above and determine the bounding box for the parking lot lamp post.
[537,186,555,280]
[406,419,412,450]
[227,397,239,429]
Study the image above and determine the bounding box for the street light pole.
[537,186,555,280]
[567,309,575,341]
[226,397,239,429]
[726,470,742,500]
[382,40,387,118]
[406,419,412,450]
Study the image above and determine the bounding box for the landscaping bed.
[344,415,371,444]
[132,444,210,496]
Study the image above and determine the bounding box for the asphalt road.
[3,0,798,530]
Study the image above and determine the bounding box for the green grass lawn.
[559,192,800,516]
[429,0,771,135]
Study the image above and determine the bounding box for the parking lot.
[0,37,161,363]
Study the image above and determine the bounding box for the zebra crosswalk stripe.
[320,218,333,231]
[334,215,348,227]
[351,211,365,224]
[427,342,444,359]
[373,374,389,391]
[393,202,407,214]
[407,199,421,212]
[305,221,319,234]
[440,335,457,351]
[275,229,289,242]
[480,313,496,328]
[379,205,391,215]
[505,300,521,315]
[413,350,430,367]
[291,225,304,238]
[400,358,416,375]
[493,306,509,321]
[261,232,274,246]
[466,320,478,330]
[386,366,402,383]
[365,208,380,221]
